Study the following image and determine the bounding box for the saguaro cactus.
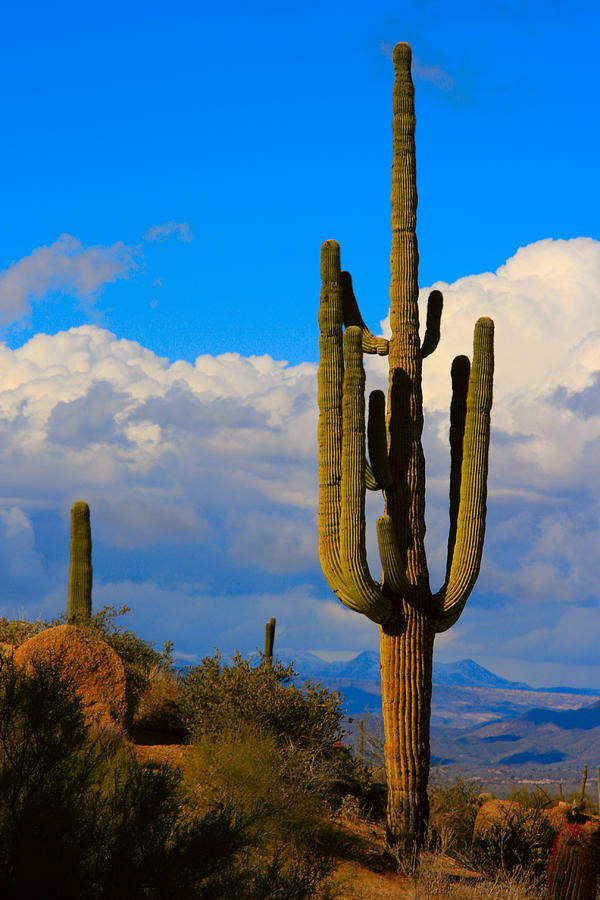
[67,500,93,624]
[317,42,494,861]
[264,616,276,661]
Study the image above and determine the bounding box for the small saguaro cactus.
[317,42,494,862]
[264,616,276,661]
[67,500,93,624]
[578,764,588,807]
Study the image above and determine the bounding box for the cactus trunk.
[380,608,435,858]
[317,42,494,864]
[67,500,92,624]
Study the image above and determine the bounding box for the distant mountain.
[432,695,600,777]
[278,650,531,690]
[431,658,531,690]
[520,700,600,731]
[276,648,382,680]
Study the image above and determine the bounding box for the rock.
[545,801,572,832]
[14,624,127,735]
[473,799,520,841]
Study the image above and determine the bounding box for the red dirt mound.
[14,624,127,734]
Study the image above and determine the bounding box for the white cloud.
[412,59,455,90]
[373,238,600,497]
[143,221,194,243]
[0,325,317,553]
[0,507,47,597]
[0,235,139,323]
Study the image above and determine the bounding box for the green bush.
[0,655,271,898]
[184,721,338,893]
[0,615,47,647]
[178,650,374,810]
[178,651,344,751]
[0,652,336,899]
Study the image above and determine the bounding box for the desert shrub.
[0,654,295,899]
[506,784,552,811]
[179,650,371,811]
[186,722,333,839]
[0,615,47,647]
[471,801,555,881]
[133,667,186,734]
[179,651,343,749]
[184,721,337,898]
[428,779,482,857]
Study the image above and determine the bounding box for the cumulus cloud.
[375,237,600,497]
[0,235,139,323]
[0,325,318,554]
[143,221,194,243]
[0,237,598,681]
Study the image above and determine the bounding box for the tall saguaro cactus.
[317,42,494,861]
[67,500,93,624]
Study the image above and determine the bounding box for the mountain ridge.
[276,649,596,695]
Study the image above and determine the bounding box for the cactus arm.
[368,390,393,490]
[377,515,411,593]
[340,326,391,622]
[367,388,410,592]
[67,500,93,624]
[365,463,379,491]
[341,271,389,356]
[420,289,443,358]
[318,242,390,623]
[317,240,347,600]
[434,317,494,632]
[445,355,470,581]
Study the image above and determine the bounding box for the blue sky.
[1,0,599,687]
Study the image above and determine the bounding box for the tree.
[317,42,494,864]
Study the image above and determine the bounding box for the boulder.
[473,799,521,841]
[545,801,572,832]
[14,624,127,734]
